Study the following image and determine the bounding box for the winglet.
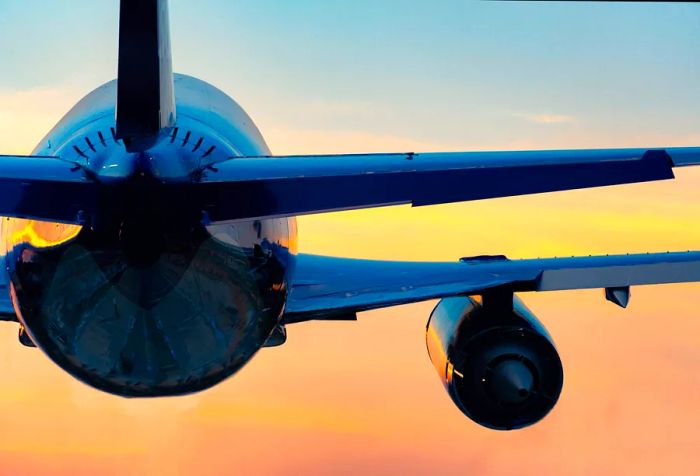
[116,0,176,152]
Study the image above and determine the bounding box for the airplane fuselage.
[2,74,296,396]
[2,0,698,433]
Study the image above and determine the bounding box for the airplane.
[1,0,698,431]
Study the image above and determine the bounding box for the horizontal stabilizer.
[0,155,96,224]
[195,147,700,222]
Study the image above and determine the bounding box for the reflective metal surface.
[7,219,289,396]
[285,251,700,319]
[426,295,564,430]
[2,75,296,397]
[0,0,698,433]
[193,148,691,222]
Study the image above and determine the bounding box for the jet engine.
[426,294,563,430]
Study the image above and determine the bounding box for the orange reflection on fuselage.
[287,217,299,254]
[3,217,82,251]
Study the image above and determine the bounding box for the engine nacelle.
[426,295,563,430]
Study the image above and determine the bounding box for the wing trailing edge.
[284,251,700,321]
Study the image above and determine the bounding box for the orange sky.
[1,8,700,470]
[0,145,699,475]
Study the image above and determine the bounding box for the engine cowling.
[426,295,563,430]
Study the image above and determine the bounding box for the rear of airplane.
[0,0,699,429]
[0,0,291,396]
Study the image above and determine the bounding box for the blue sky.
[0,0,698,153]
[0,4,700,474]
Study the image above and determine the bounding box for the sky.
[0,0,699,475]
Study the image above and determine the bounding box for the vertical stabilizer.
[116,0,176,152]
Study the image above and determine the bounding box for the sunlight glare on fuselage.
[3,218,81,251]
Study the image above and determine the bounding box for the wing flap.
[285,251,700,321]
[196,147,699,222]
[535,254,700,291]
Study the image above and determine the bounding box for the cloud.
[513,112,576,124]
[302,100,387,118]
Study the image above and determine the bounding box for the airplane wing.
[195,147,700,222]
[283,251,700,322]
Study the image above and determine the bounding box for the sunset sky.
[0,1,699,475]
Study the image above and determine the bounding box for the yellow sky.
[1,86,699,476]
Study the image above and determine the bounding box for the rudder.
[116,0,176,152]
